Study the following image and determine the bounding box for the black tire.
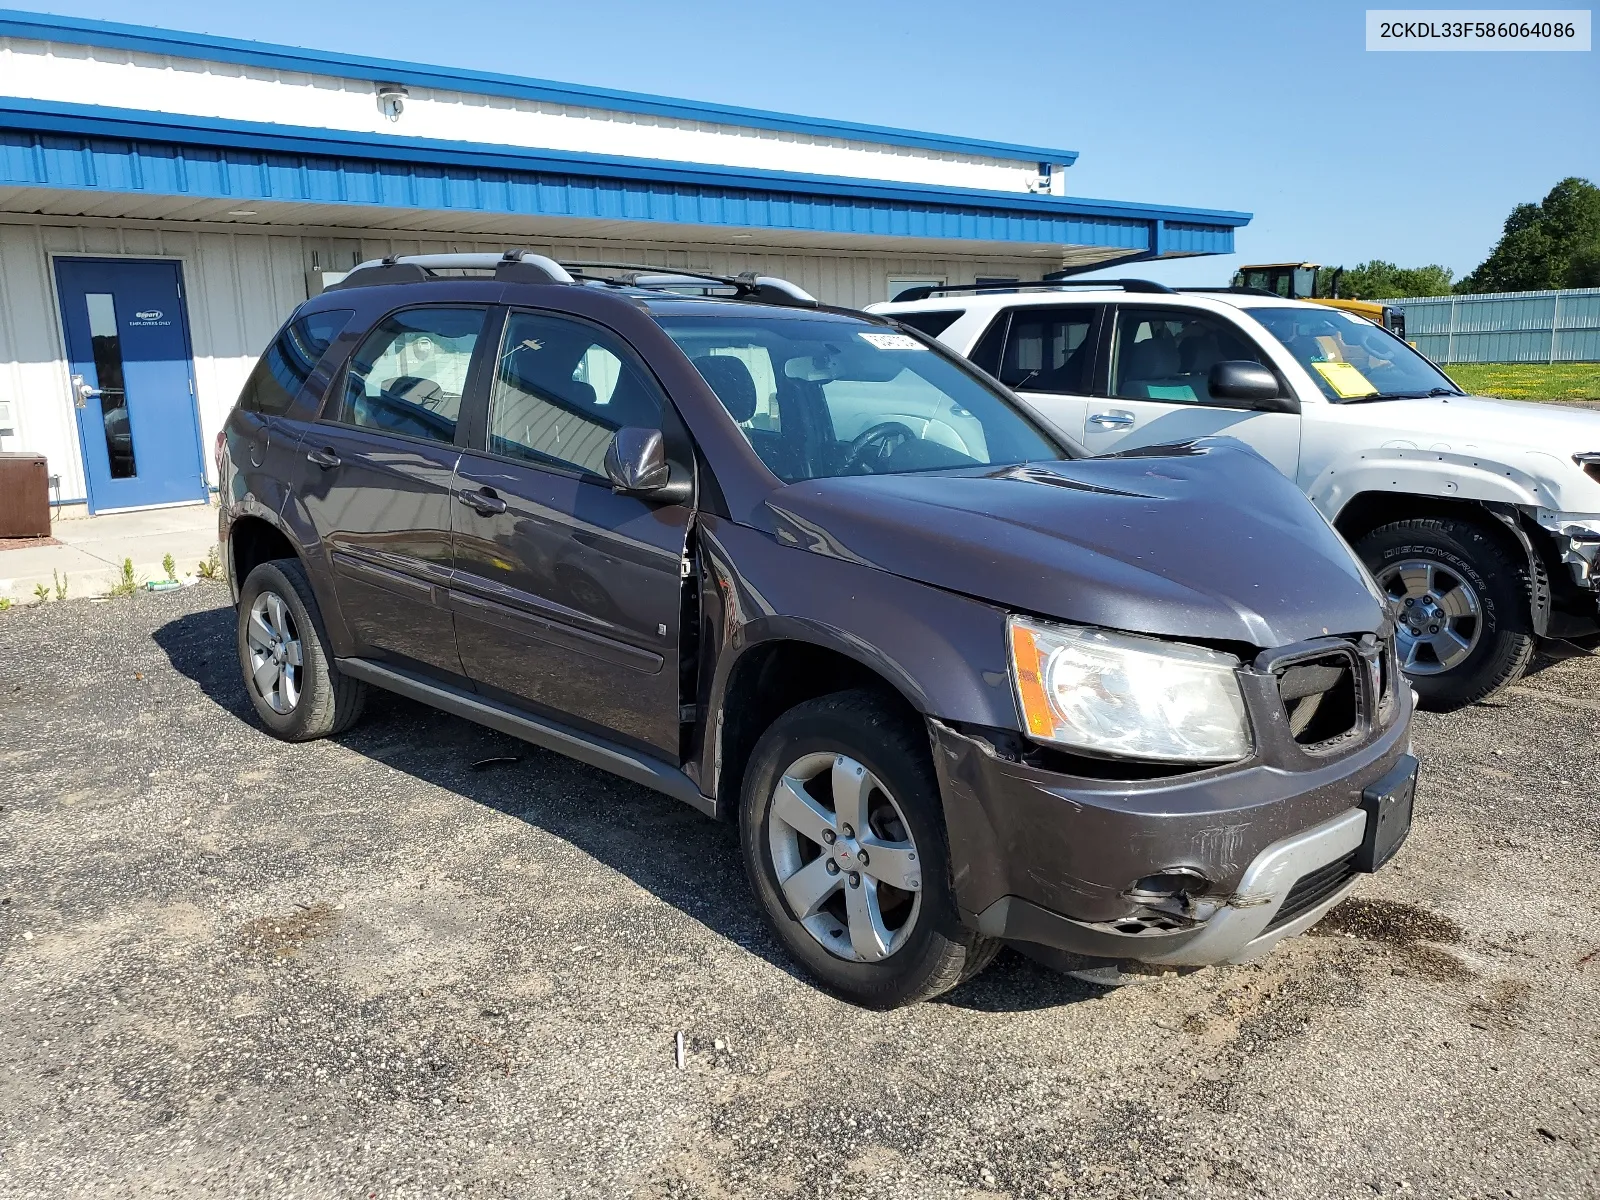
[236,558,367,741]
[1355,517,1535,711]
[739,689,996,1008]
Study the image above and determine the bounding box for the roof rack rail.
[327,250,575,291]
[1174,286,1284,298]
[562,261,817,307]
[325,251,821,308]
[890,278,1175,302]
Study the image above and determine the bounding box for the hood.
[1349,393,1600,455]
[765,440,1384,649]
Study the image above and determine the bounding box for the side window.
[1110,307,1271,406]
[998,306,1096,393]
[488,311,664,477]
[239,309,353,416]
[331,307,486,443]
[967,313,1008,377]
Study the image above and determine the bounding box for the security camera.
[375,82,408,121]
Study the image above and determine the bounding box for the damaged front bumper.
[1533,508,1600,590]
[928,690,1414,968]
[990,806,1370,968]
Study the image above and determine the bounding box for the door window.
[84,292,135,478]
[996,306,1097,394]
[240,309,354,416]
[487,311,664,477]
[330,307,486,444]
[1110,308,1272,406]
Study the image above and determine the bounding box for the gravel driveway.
[1,586,1596,1198]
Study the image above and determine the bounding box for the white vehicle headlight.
[1007,615,1252,763]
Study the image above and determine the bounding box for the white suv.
[871,282,1600,710]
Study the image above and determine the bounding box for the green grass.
[1442,361,1600,402]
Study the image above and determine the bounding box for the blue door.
[55,257,207,512]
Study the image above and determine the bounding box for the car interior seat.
[1118,329,1196,401]
[693,354,812,480]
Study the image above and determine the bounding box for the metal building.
[0,9,1251,514]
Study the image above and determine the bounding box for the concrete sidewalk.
[0,502,219,603]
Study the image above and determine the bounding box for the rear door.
[1077,305,1301,476]
[231,307,356,517]
[297,304,490,679]
[450,306,690,757]
[968,305,1101,444]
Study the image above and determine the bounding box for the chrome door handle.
[306,447,341,469]
[458,487,507,516]
[71,374,100,409]
[1088,410,1135,430]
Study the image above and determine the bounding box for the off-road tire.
[1355,517,1535,711]
[740,689,997,1008]
[237,558,367,741]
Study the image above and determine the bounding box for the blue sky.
[17,0,1600,284]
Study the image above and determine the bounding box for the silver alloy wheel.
[767,751,924,962]
[1376,558,1482,675]
[245,589,304,714]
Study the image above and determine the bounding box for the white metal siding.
[1,37,1050,194]
[0,215,1039,503]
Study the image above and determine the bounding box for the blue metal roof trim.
[0,8,1080,166]
[0,101,1252,232]
[1,127,1194,250]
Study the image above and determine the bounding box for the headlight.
[1007,615,1251,763]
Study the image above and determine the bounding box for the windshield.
[1245,306,1462,402]
[655,313,1063,482]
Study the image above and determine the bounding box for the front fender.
[697,517,1019,767]
[1308,447,1547,521]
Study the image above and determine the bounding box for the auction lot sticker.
[1367,9,1591,49]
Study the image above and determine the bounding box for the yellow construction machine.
[1233,263,1406,338]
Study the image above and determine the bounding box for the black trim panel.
[330,549,438,601]
[446,583,664,673]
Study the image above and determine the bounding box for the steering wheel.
[844,421,917,474]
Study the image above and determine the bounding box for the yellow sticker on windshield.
[1312,360,1378,398]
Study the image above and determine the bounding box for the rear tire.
[1355,517,1534,711]
[739,689,996,1008]
[237,558,367,741]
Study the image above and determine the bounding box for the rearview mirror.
[603,427,689,502]
[1208,360,1296,412]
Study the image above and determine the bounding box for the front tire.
[739,690,996,1008]
[1355,517,1535,711]
[237,558,366,741]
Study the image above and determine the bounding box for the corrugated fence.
[1384,288,1600,363]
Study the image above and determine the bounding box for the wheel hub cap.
[1377,558,1482,676]
[766,752,923,963]
[245,589,304,715]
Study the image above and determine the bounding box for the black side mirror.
[1207,360,1297,413]
[603,427,689,502]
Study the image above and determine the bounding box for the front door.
[1077,305,1302,477]
[55,257,206,512]
[451,307,690,758]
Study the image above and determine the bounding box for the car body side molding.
[336,657,716,818]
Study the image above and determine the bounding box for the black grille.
[1275,650,1359,751]
[1265,851,1358,931]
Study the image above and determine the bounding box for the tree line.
[1311,176,1600,299]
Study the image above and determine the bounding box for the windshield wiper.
[1341,386,1462,403]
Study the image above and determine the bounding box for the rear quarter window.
[890,310,962,338]
[238,309,354,416]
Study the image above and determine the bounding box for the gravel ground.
[1,585,1597,1199]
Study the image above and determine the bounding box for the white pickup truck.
[871,282,1600,709]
